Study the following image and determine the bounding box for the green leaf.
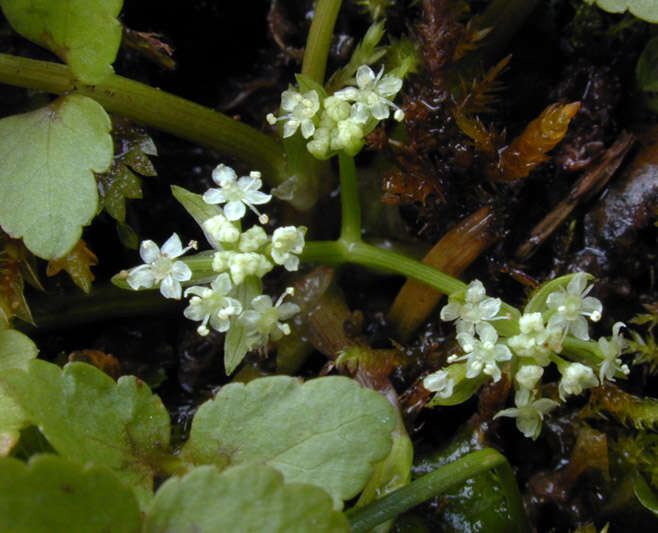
[633,470,658,516]
[171,185,224,249]
[224,275,262,374]
[586,0,658,23]
[0,359,170,507]
[144,465,350,533]
[181,375,396,508]
[0,454,141,533]
[0,329,37,455]
[98,164,143,222]
[0,94,112,259]
[637,36,658,92]
[0,0,124,83]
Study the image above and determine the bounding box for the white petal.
[301,119,315,139]
[224,201,247,221]
[203,188,225,205]
[283,119,300,138]
[171,261,192,281]
[246,190,272,206]
[212,164,237,186]
[371,101,390,121]
[377,75,403,96]
[334,87,359,101]
[161,233,184,257]
[139,240,160,264]
[356,65,376,88]
[351,103,370,124]
[211,272,233,294]
[281,89,302,111]
[160,277,182,299]
[127,266,155,289]
[570,317,590,340]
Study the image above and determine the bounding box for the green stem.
[346,448,507,533]
[302,0,343,83]
[0,53,288,184]
[338,153,362,243]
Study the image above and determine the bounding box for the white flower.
[203,214,240,244]
[183,273,242,336]
[126,233,194,299]
[546,272,602,341]
[423,370,454,399]
[507,312,560,365]
[203,164,272,221]
[558,362,599,400]
[228,252,273,284]
[453,322,512,382]
[598,321,630,382]
[515,364,544,390]
[495,389,559,440]
[212,250,236,273]
[266,88,320,139]
[331,117,365,155]
[271,226,306,271]
[238,226,269,253]
[441,279,502,335]
[335,65,404,122]
[240,288,300,348]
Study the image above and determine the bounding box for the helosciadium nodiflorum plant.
[120,163,306,374]
[266,64,405,159]
[423,272,631,440]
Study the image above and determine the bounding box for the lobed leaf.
[0,0,124,83]
[0,359,170,507]
[144,465,350,533]
[0,454,141,533]
[181,375,396,508]
[587,0,658,23]
[0,94,112,259]
[46,239,98,293]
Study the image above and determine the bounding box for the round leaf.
[0,95,112,259]
[0,0,123,83]
[144,465,350,533]
[181,375,396,507]
[0,454,141,533]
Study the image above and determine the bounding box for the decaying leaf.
[46,239,98,294]
[0,235,40,326]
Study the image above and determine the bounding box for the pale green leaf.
[0,0,124,83]
[224,276,262,374]
[0,359,170,507]
[0,454,141,533]
[0,94,112,259]
[587,0,658,23]
[171,185,224,249]
[144,465,350,533]
[637,36,658,92]
[0,329,37,455]
[181,375,396,508]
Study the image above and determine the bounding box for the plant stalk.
[338,153,362,243]
[0,53,288,184]
[346,448,507,532]
[302,0,343,84]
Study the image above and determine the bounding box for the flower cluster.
[122,163,306,373]
[267,65,404,159]
[424,273,631,440]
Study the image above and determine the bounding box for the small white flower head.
[506,312,559,365]
[598,321,630,382]
[454,322,512,382]
[228,252,273,285]
[515,364,544,391]
[183,273,243,336]
[331,117,365,156]
[558,362,599,401]
[335,65,404,123]
[238,226,269,253]
[203,214,240,244]
[203,164,272,221]
[306,126,331,159]
[324,96,351,122]
[546,272,602,341]
[271,226,306,271]
[495,388,559,440]
[423,370,455,399]
[212,250,236,273]
[440,279,502,335]
[266,88,320,139]
[241,288,300,348]
[126,233,194,299]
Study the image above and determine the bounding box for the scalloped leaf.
[587,0,658,23]
[0,0,124,83]
[0,94,112,259]
[0,359,170,507]
[144,465,350,533]
[0,454,141,533]
[181,375,396,508]
[0,329,37,455]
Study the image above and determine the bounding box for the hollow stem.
[346,448,507,533]
[0,53,288,184]
[338,153,362,243]
[301,0,343,84]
